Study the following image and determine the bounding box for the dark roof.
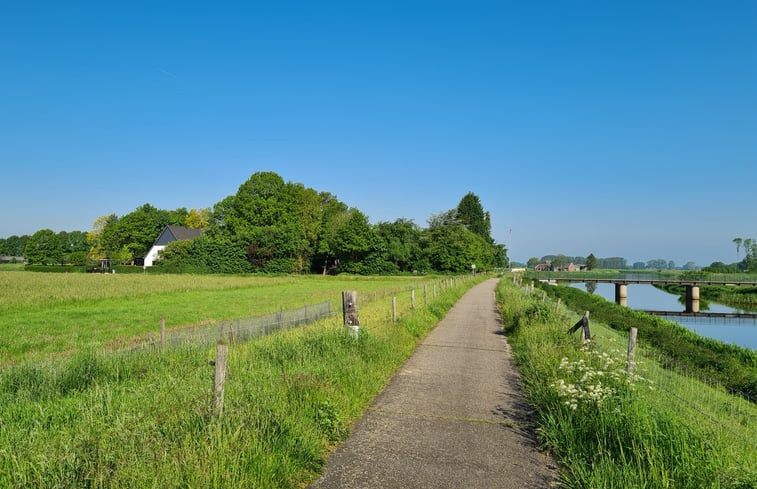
[167,225,203,241]
[153,226,203,246]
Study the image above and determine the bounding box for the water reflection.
[572,283,757,350]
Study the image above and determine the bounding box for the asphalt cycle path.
[309,278,558,489]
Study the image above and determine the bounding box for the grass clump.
[496,279,757,488]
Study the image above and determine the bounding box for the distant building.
[144,225,203,267]
[0,256,24,264]
[534,262,552,271]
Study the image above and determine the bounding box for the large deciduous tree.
[222,172,322,272]
[25,229,62,265]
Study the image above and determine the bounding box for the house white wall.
[144,245,166,267]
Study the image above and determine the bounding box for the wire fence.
[136,301,335,351]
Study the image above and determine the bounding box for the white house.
[143,225,203,267]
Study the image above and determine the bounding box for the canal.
[571,282,757,350]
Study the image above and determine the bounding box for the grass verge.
[496,279,757,488]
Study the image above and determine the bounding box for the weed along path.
[309,278,558,489]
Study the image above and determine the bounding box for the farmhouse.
[143,225,203,267]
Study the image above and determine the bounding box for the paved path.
[309,278,558,489]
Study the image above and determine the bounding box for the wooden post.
[411,289,415,310]
[555,298,561,313]
[433,284,437,297]
[342,291,360,339]
[229,323,235,343]
[424,285,428,304]
[567,311,591,341]
[392,296,397,324]
[277,308,283,329]
[627,327,638,376]
[160,317,166,350]
[581,311,591,341]
[214,341,229,416]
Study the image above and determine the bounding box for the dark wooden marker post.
[342,291,359,339]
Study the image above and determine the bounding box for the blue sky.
[1,1,755,266]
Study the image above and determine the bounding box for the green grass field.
[0,271,482,487]
[0,271,437,364]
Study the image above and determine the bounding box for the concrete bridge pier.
[685,285,700,313]
[614,283,628,307]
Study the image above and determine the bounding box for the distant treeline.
[4,172,507,275]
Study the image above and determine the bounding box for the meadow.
[0,271,432,364]
[0,271,482,487]
[497,279,757,488]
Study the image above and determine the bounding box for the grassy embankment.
[496,279,757,488]
[0,271,443,365]
[533,281,757,399]
[0,272,483,487]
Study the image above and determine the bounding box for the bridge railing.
[523,270,757,284]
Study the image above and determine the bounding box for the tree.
[585,253,597,270]
[87,215,117,260]
[456,192,490,240]
[733,237,743,262]
[647,259,667,270]
[185,208,211,229]
[427,209,459,229]
[25,229,62,265]
[527,257,540,269]
[422,225,495,272]
[667,260,676,270]
[551,254,568,270]
[374,219,423,272]
[223,172,322,271]
[633,262,646,270]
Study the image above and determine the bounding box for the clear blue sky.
[2,1,755,266]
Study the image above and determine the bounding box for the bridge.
[532,276,757,314]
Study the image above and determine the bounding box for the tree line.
[8,172,507,274]
[704,238,757,273]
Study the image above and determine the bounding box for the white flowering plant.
[550,343,648,411]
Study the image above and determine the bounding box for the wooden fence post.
[555,298,561,313]
[160,317,166,350]
[411,289,415,310]
[214,341,229,416]
[627,327,638,376]
[567,311,591,341]
[342,291,360,339]
[424,285,428,304]
[581,311,591,341]
[392,296,397,324]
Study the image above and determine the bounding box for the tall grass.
[496,279,757,488]
[0,276,482,488]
